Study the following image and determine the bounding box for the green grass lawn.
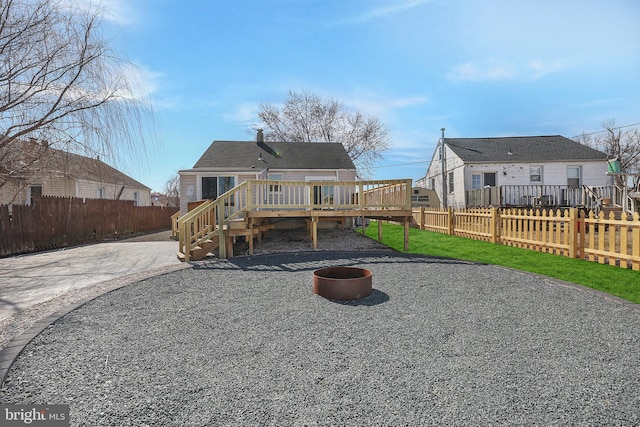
[363,220,640,305]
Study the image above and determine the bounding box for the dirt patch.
[234,227,393,256]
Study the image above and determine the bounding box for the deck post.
[312,216,318,249]
[404,217,410,251]
[248,217,254,255]
[217,200,226,259]
[378,219,383,241]
[182,220,190,262]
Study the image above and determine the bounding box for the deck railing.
[466,185,616,210]
[177,179,412,260]
[246,179,412,211]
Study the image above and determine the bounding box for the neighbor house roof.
[2,139,149,189]
[192,141,356,170]
[445,135,608,163]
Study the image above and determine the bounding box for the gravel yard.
[1,241,640,426]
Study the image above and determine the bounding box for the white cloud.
[356,0,433,22]
[223,102,261,125]
[344,94,428,118]
[58,0,137,26]
[448,57,571,82]
[113,63,162,102]
[329,0,433,26]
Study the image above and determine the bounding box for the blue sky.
[100,0,640,192]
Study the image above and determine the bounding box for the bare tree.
[163,173,180,207]
[576,120,640,188]
[0,0,156,196]
[257,90,390,177]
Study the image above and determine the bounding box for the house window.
[567,166,581,187]
[133,192,139,206]
[483,173,496,187]
[268,173,282,193]
[430,178,435,191]
[471,174,482,190]
[219,176,235,194]
[29,185,42,205]
[202,177,217,199]
[530,166,542,183]
[201,176,235,199]
[96,188,104,199]
[448,172,454,193]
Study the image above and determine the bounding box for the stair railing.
[177,199,217,261]
[177,181,250,260]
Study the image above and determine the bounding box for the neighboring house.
[0,139,151,207]
[411,187,439,208]
[178,133,357,215]
[422,135,612,208]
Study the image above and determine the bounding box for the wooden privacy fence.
[413,207,640,270]
[0,196,179,257]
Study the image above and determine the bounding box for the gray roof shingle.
[3,140,149,189]
[445,135,608,163]
[193,141,356,170]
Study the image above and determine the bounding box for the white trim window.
[567,166,581,187]
[471,174,482,190]
[268,173,283,193]
[96,188,104,199]
[529,166,542,183]
[133,191,139,206]
[448,172,454,193]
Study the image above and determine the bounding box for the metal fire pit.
[313,267,373,301]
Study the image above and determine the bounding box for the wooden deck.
[176,179,412,260]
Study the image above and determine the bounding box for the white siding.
[179,174,198,214]
[464,161,612,188]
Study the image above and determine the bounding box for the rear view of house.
[178,134,357,215]
[422,135,613,209]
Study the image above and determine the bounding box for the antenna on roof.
[258,152,267,163]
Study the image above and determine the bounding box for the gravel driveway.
[1,250,639,426]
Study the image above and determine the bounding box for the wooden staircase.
[177,232,220,261]
[175,185,271,261]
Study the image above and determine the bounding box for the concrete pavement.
[0,231,185,324]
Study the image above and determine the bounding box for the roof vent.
[257,129,264,143]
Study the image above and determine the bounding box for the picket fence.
[0,196,179,257]
[413,207,640,271]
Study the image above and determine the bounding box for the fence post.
[568,208,577,259]
[419,207,425,230]
[491,208,498,244]
[447,207,454,235]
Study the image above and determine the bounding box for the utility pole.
[440,128,447,208]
